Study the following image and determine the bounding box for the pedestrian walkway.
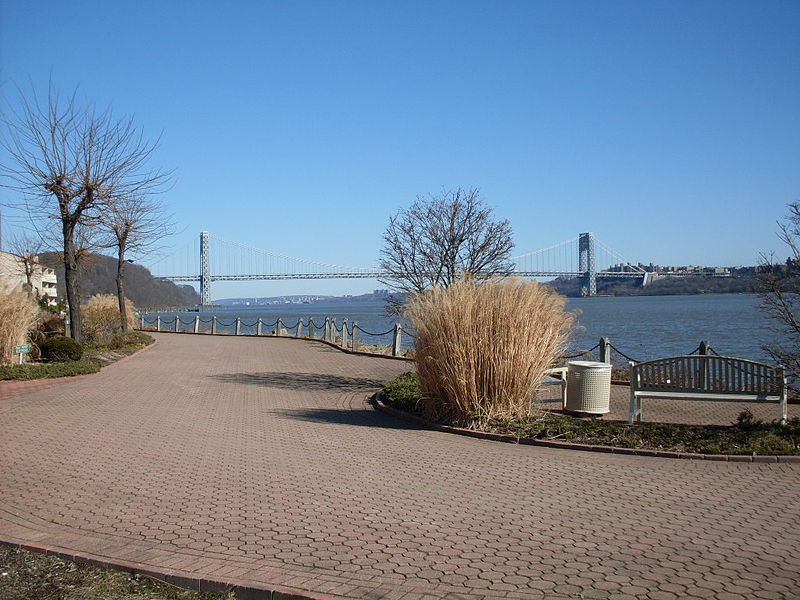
[1,333,798,599]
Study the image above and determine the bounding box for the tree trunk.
[116,244,129,332]
[63,223,82,344]
[23,258,34,296]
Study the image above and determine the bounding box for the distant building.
[0,251,59,306]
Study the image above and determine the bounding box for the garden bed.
[1,332,154,381]
[0,544,228,600]
[381,372,800,456]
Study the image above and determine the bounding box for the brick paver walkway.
[1,333,798,599]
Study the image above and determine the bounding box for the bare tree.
[102,195,175,331]
[1,86,170,343]
[379,188,514,301]
[6,231,45,297]
[758,202,800,379]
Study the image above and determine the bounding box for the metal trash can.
[566,361,612,415]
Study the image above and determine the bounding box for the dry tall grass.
[406,276,573,427]
[0,287,40,365]
[82,294,137,343]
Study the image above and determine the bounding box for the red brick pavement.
[1,333,798,599]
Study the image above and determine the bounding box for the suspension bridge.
[150,232,662,304]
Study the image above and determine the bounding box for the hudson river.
[147,293,773,363]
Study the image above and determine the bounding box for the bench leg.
[629,392,643,424]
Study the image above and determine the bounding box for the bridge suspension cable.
[595,239,646,273]
[150,230,660,303]
[208,234,375,273]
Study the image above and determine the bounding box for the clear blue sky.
[2,0,798,299]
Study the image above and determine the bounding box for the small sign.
[12,345,32,355]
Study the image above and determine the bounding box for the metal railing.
[138,314,408,357]
[138,312,731,369]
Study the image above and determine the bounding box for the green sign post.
[12,344,32,365]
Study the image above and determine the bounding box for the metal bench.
[629,355,787,425]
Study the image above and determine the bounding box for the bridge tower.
[200,231,211,305]
[578,232,596,296]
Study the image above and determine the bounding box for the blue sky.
[2,0,799,299]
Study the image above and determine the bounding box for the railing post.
[257,318,262,336]
[308,318,316,339]
[194,314,200,333]
[392,323,402,357]
[175,316,180,332]
[212,316,217,335]
[342,318,349,349]
[599,337,610,363]
[236,317,241,336]
[156,316,161,332]
[699,340,711,390]
[140,315,145,330]
[296,317,303,338]
[352,322,359,353]
[329,318,337,343]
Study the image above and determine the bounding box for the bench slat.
[629,355,787,425]
[632,391,779,401]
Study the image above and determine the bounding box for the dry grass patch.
[406,276,573,427]
[0,287,40,365]
[82,294,136,343]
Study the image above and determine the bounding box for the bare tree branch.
[6,230,46,297]
[758,202,800,386]
[102,194,176,331]
[1,84,173,343]
[379,188,514,306]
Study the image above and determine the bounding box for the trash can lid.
[567,360,612,369]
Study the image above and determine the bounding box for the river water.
[142,293,775,363]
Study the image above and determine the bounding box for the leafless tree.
[379,188,514,303]
[102,195,175,331]
[1,86,170,343]
[6,230,45,297]
[758,202,800,380]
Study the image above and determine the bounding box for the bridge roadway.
[162,270,647,282]
[1,333,798,600]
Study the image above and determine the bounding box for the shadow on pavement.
[210,371,386,391]
[276,407,423,430]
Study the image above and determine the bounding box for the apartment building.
[0,251,59,306]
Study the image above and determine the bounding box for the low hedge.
[40,336,83,362]
[0,361,100,380]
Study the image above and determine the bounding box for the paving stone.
[1,332,798,600]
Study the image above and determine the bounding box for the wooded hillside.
[548,273,757,297]
[40,252,200,307]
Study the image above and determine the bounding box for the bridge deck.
[1,333,797,600]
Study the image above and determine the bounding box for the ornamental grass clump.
[0,287,40,365]
[82,294,137,343]
[406,276,573,428]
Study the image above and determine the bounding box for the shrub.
[405,276,573,427]
[119,331,154,346]
[82,294,137,343]
[0,360,100,380]
[41,313,65,334]
[108,331,154,350]
[40,336,83,362]
[0,287,40,365]
[381,372,423,413]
